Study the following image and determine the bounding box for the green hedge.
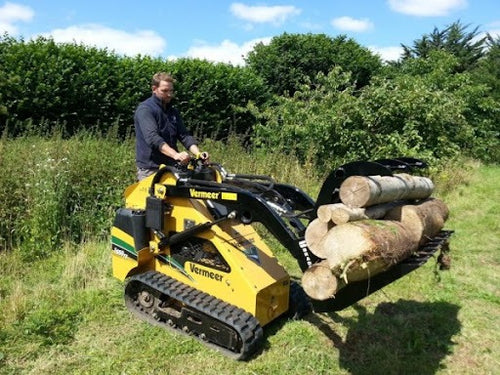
[0,35,269,139]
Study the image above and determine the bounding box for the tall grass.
[0,132,325,259]
[0,131,136,258]
[0,130,482,261]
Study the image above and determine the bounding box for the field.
[0,163,498,375]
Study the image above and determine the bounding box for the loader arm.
[164,177,321,272]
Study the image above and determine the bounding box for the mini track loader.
[111,157,452,359]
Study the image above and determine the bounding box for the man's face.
[153,80,174,105]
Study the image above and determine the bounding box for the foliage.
[0,35,269,140]
[364,50,499,162]
[251,68,365,168]
[246,33,382,96]
[0,132,136,258]
[0,26,498,171]
[0,35,125,135]
[251,50,499,167]
[401,20,487,72]
[169,58,270,138]
[473,34,500,102]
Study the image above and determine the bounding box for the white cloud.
[184,37,272,66]
[39,24,166,56]
[487,29,500,39]
[230,3,301,25]
[0,2,34,34]
[331,16,374,32]
[369,45,404,62]
[484,21,500,39]
[387,0,467,17]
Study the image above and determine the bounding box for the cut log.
[321,220,418,276]
[365,200,408,221]
[304,218,334,258]
[395,173,435,200]
[317,203,367,224]
[384,198,449,245]
[301,260,340,300]
[339,174,434,208]
[316,198,448,285]
[317,201,407,225]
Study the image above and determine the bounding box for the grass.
[0,163,498,375]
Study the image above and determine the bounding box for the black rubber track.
[287,281,312,320]
[124,270,263,360]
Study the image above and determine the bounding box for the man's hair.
[151,72,174,87]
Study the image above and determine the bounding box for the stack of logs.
[302,173,449,300]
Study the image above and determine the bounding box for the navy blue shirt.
[134,95,197,169]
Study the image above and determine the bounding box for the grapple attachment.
[309,157,452,311]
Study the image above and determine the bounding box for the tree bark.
[339,173,434,208]
[321,220,418,276]
[383,197,449,245]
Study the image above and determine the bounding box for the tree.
[245,33,381,96]
[401,21,487,72]
[473,34,500,101]
[251,49,499,166]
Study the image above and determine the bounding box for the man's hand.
[175,151,191,164]
[195,151,210,164]
[199,151,210,163]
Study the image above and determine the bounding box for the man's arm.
[173,110,209,161]
[160,142,190,163]
[136,106,189,163]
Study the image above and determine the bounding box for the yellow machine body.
[111,170,290,327]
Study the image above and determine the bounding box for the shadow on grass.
[307,300,461,375]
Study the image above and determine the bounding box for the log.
[304,218,334,258]
[321,220,418,280]
[317,201,406,225]
[317,203,367,224]
[396,173,435,200]
[317,199,448,284]
[384,198,449,245]
[339,173,434,208]
[365,200,407,220]
[301,260,340,300]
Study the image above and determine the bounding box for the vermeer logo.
[189,188,220,200]
[189,263,223,282]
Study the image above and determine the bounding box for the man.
[134,72,208,181]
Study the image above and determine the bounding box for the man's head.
[152,72,175,105]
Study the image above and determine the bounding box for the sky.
[1,1,499,64]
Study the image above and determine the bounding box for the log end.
[301,261,339,300]
[339,175,371,208]
[305,219,334,258]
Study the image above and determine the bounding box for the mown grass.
[0,157,498,374]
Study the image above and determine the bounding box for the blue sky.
[1,1,498,64]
